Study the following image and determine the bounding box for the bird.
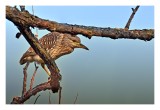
[19,32,89,76]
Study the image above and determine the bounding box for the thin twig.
[49,91,51,104]
[34,94,41,104]
[74,93,78,104]
[125,6,140,29]
[59,87,62,104]
[22,62,29,96]
[30,64,39,90]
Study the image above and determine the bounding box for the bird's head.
[64,34,89,50]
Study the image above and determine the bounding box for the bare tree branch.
[125,6,140,29]
[11,81,52,104]
[7,5,154,104]
[22,62,29,96]
[6,6,154,41]
[30,65,38,90]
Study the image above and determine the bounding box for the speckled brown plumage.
[20,32,89,76]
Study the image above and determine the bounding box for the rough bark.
[22,62,29,96]
[6,6,154,41]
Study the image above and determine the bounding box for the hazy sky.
[6,6,154,104]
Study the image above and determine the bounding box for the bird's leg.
[41,63,51,76]
[41,63,62,81]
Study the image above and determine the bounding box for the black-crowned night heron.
[20,32,89,76]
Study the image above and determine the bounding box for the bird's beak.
[78,43,89,50]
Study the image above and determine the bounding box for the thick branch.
[6,6,154,41]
